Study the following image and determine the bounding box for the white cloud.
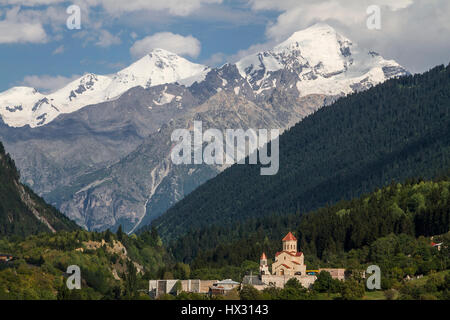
[247,0,414,12]
[202,52,227,67]
[72,26,122,48]
[0,6,47,43]
[243,0,450,73]
[130,32,201,58]
[95,29,121,47]
[228,42,276,63]
[0,0,66,5]
[246,0,415,42]
[52,44,64,54]
[91,0,223,17]
[20,74,80,93]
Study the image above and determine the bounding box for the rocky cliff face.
[0,24,409,233]
[0,142,78,236]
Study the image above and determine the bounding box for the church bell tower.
[260,252,269,275]
[282,232,297,253]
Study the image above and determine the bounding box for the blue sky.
[0,0,449,93]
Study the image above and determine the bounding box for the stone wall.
[319,268,346,281]
[261,274,316,289]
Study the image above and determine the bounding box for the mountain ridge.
[0,48,208,128]
[0,23,407,129]
[0,23,410,233]
[152,63,450,241]
[0,141,79,237]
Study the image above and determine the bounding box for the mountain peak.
[304,22,336,32]
[292,22,337,36]
[0,86,40,97]
[116,49,206,89]
[0,47,207,128]
[147,48,178,57]
[236,22,408,97]
[276,22,350,51]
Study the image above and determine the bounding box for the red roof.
[281,264,291,269]
[275,251,303,257]
[282,232,297,241]
[260,252,267,260]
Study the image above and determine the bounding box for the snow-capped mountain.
[0,23,410,233]
[236,23,408,97]
[0,48,208,128]
[0,24,407,129]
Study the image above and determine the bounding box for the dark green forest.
[1,64,449,300]
[178,178,449,266]
[169,179,450,298]
[152,64,450,242]
[1,178,448,300]
[0,142,78,237]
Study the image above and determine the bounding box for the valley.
[0,24,408,234]
[0,15,448,303]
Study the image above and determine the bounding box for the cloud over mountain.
[130,32,201,59]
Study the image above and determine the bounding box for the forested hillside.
[168,179,450,299]
[180,178,449,265]
[153,64,450,242]
[0,142,78,237]
[0,228,169,299]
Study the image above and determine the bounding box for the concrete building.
[149,279,219,299]
[242,274,267,291]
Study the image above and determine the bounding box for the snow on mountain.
[0,48,208,128]
[0,87,46,128]
[104,49,207,99]
[0,24,408,129]
[236,23,409,97]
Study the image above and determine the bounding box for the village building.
[149,279,218,298]
[271,232,307,276]
[149,279,241,298]
[0,254,13,262]
[244,232,317,290]
[431,242,443,251]
[149,232,350,298]
[210,279,240,296]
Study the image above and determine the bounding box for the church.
[263,232,307,276]
[244,232,316,289]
